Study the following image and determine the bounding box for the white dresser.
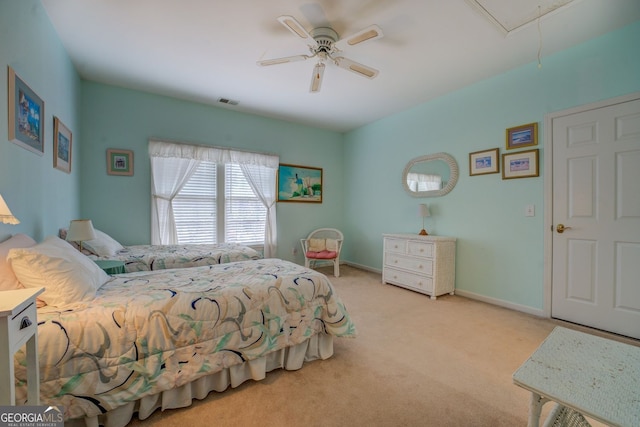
[382,234,456,299]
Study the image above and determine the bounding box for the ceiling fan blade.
[277,15,318,48]
[332,56,379,79]
[309,62,325,93]
[335,24,383,50]
[257,54,310,66]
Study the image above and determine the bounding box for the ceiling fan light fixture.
[310,62,325,93]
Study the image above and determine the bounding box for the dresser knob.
[418,264,423,269]
[20,316,32,330]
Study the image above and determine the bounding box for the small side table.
[0,287,44,406]
[94,259,126,274]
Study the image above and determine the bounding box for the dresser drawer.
[9,301,37,349]
[407,241,433,258]
[385,253,433,275]
[384,238,406,254]
[384,268,433,293]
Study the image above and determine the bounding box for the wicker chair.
[543,404,591,427]
[300,228,343,277]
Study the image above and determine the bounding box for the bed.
[5,236,355,427]
[59,228,262,272]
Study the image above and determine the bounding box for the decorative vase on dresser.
[382,234,456,299]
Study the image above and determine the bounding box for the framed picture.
[53,117,72,173]
[277,163,322,203]
[469,148,499,176]
[7,66,45,155]
[502,149,539,179]
[506,122,538,150]
[107,149,134,176]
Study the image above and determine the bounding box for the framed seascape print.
[469,148,499,176]
[502,149,539,179]
[7,66,45,155]
[107,149,134,176]
[506,122,538,150]
[53,117,72,173]
[277,163,322,203]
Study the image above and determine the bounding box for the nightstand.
[94,259,126,274]
[0,287,44,405]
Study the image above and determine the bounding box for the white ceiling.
[41,0,640,133]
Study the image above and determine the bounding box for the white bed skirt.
[67,334,334,427]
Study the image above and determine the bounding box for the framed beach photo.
[277,164,322,203]
[469,148,499,176]
[7,66,45,155]
[502,149,539,179]
[107,149,134,176]
[53,117,72,173]
[506,122,538,150]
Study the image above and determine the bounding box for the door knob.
[556,224,572,233]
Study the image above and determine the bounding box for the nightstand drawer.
[385,253,433,275]
[9,301,37,349]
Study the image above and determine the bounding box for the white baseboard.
[454,289,545,317]
[342,262,545,318]
[343,261,381,274]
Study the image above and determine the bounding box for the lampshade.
[66,219,96,242]
[0,194,20,225]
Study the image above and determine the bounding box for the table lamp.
[66,219,96,251]
[418,203,430,235]
[0,194,19,224]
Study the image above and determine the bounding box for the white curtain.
[149,140,279,250]
[239,164,277,258]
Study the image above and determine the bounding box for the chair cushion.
[306,250,337,259]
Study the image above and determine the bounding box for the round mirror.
[402,153,459,197]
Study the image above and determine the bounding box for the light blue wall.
[79,82,344,262]
[343,21,640,310]
[0,0,81,242]
[3,0,639,314]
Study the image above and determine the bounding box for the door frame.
[543,91,640,318]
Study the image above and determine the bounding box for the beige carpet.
[127,265,632,427]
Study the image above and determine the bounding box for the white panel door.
[552,97,640,339]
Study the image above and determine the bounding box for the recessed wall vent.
[218,97,239,106]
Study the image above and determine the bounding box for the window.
[149,140,278,256]
[172,162,266,245]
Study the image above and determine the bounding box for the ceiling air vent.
[218,97,239,106]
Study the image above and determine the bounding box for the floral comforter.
[91,242,262,272]
[14,259,355,421]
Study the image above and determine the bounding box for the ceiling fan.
[257,15,383,93]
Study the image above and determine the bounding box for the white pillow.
[308,238,326,252]
[8,236,110,308]
[0,234,36,291]
[82,229,124,257]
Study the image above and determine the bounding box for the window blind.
[173,162,266,245]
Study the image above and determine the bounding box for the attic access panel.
[466,0,576,34]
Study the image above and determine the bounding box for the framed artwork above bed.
[7,66,45,156]
[53,117,72,173]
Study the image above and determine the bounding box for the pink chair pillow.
[306,250,337,259]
